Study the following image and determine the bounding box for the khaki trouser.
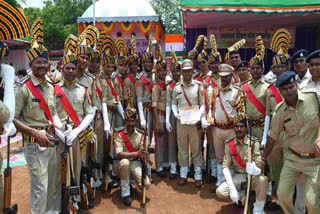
[114,110,124,129]
[113,159,151,188]
[177,120,202,167]
[211,127,235,164]
[154,114,168,170]
[168,112,178,163]
[70,138,82,186]
[277,153,320,214]
[24,143,59,214]
[216,172,268,201]
[207,126,216,160]
[0,151,3,212]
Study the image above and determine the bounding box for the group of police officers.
[0,14,319,214]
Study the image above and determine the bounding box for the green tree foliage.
[24,0,91,50]
[149,0,181,34]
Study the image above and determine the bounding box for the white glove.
[171,104,180,119]
[166,106,172,132]
[1,64,15,122]
[261,115,271,149]
[66,112,95,145]
[3,122,17,137]
[223,167,238,204]
[55,128,66,143]
[201,116,210,129]
[102,103,112,139]
[138,102,146,129]
[53,115,64,130]
[246,161,261,176]
[229,186,240,204]
[116,102,125,120]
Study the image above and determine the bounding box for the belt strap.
[243,82,266,117]
[119,130,136,152]
[140,76,153,92]
[268,85,283,104]
[289,148,318,159]
[204,76,218,88]
[169,82,175,89]
[95,83,102,104]
[157,81,166,90]
[25,79,55,130]
[105,77,118,101]
[218,89,231,123]
[181,85,192,107]
[127,74,136,84]
[115,75,123,86]
[228,139,246,170]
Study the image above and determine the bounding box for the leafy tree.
[24,0,91,50]
[149,0,181,34]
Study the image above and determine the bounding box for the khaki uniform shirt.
[214,85,244,124]
[15,74,56,128]
[172,80,203,109]
[296,69,311,84]
[135,70,153,104]
[152,80,166,111]
[198,71,220,89]
[223,135,263,173]
[114,128,149,159]
[123,73,137,106]
[76,71,97,107]
[100,71,117,106]
[166,80,179,107]
[113,70,125,102]
[0,101,9,123]
[269,90,320,154]
[244,79,272,120]
[55,81,92,125]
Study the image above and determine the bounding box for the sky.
[17,0,45,9]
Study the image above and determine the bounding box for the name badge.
[57,95,64,98]
[32,98,41,102]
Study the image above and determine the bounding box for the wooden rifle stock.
[3,135,18,214]
[243,122,253,214]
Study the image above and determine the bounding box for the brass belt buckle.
[300,153,311,159]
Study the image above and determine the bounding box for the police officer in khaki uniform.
[113,106,151,206]
[216,113,267,214]
[235,61,251,86]
[0,42,17,212]
[135,38,154,138]
[124,35,139,109]
[266,71,320,214]
[188,35,203,77]
[13,17,66,213]
[226,39,246,84]
[152,47,168,177]
[165,48,181,180]
[208,34,221,89]
[113,37,128,128]
[292,49,311,85]
[172,59,204,187]
[202,63,245,189]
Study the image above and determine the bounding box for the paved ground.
[1,137,281,214]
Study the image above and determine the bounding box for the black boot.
[122,195,132,206]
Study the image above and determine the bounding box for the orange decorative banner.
[96,22,116,34]
[137,21,155,36]
[119,22,136,34]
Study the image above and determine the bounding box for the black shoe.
[208,176,217,184]
[156,170,167,178]
[122,196,132,206]
[265,196,281,211]
[169,173,177,180]
[107,181,119,191]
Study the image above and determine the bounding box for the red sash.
[228,139,246,170]
[268,85,283,104]
[25,79,55,129]
[105,78,118,101]
[169,82,175,89]
[95,84,102,103]
[204,76,218,88]
[115,75,123,86]
[157,81,166,90]
[243,82,266,117]
[140,76,153,92]
[119,130,136,152]
[127,74,136,84]
[54,84,81,126]
[195,75,203,82]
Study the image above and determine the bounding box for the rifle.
[243,121,253,214]
[3,135,18,214]
[101,109,114,191]
[61,119,79,214]
[140,110,153,208]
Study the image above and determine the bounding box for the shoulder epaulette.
[247,134,258,141]
[232,83,242,90]
[226,136,236,143]
[136,72,143,80]
[111,72,116,79]
[301,89,317,94]
[115,127,124,132]
[85,72,96,80]
[136,128,144,133]
[194,80,201,84]
[175,82,182,86]
[274,102,284,112]
[77,82,88,88]
[16,75,30,85]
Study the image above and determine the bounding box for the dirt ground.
[1,139,280,214]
